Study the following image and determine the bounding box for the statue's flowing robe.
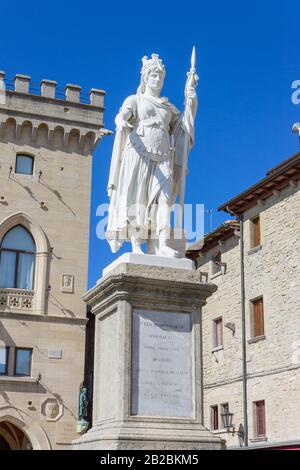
[106,92,197,253]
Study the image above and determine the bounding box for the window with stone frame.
[253,400,266,438]
[213,317,223,349]
[14,347,33,376]
[211,405,219,430]
[250,215,261,248]
[0,346,9,375]
[250,297,264,338]
[15,154,34,175]
[0,225,36,290]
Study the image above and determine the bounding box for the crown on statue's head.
[141,54,165,75]
[137,53,166,94]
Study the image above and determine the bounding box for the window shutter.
[255,400,266,437]
[252,216,261,247]
[214,318,223,347]
[253,298,264,337]
[261,401,266,436]
[220,318,223,346]
[211,405,219,430]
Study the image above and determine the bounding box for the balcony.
[0,288,34,312]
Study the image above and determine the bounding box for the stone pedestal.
[72,259,225,450]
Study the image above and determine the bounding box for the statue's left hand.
[186,88,197,99]
[185,72,199,99]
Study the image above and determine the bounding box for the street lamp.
[221,408,234,432]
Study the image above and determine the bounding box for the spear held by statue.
[175,46,199,232]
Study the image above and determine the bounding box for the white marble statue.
[106,51,198,257]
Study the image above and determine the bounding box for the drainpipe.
[239,213,248,447]
[227,208,248,447]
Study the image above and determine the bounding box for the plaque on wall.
[131,309,193,418]
[48,349,62,359]
[61,274,74,293]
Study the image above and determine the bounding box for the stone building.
[187,151,300,449]
[0,72,106,449]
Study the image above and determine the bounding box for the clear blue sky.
[1,1,299,287]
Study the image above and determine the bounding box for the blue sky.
[0,1,299,287]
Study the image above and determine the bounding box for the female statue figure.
[79,386,88,420]
[106,53,198,257]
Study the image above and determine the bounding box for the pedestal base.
[102,253,194,277]
[72,422,225,450]
[73,261,224,451]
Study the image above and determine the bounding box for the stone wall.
[0,316,86,449]
[0,139,92,318]
[197,183,300,447]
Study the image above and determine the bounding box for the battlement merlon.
[0,71,111,153]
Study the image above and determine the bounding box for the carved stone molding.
[61,274,74,294]
[0,288,34,312]
[0,117,102,155]
[41,398,63,422]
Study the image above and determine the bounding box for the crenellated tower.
[0,71,107,154]
[0,71,107,449]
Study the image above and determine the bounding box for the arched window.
[0,226,36,290]
[15,154,34,175]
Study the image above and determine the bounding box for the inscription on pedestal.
[131,309,193,418]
